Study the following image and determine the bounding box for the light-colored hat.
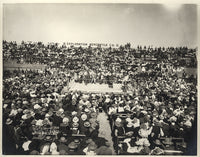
[126,117,132,122]
[72,116,79,123]
[34,104,41,110]
[22,114,28,120]
[72,111,77,116]
[88,141,97,151]
[81,114,87,121]
[169,116,177,122]
[17,108,23,113]
[59,136,67,143]
[116,117,122,123]
[58,108,64,114]
[6,118,13,125]
[68,142,78,149]
[3,104,8,109]
[63,117,69,123]
[36,119,44,126]
[45,113,50,118]
[72,122,79,128]
[84,108,90,113]
[154,139,162,145]
[184,120,192,127]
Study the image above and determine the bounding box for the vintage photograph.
[2,2,198,155]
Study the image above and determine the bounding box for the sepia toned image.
[2,2,198,155]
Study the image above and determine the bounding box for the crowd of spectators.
[3,40,197,85]
[3,69,115,155]
[3,40,197,155]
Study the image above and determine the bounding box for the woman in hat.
[60,117,71,135]
[83,141,97,155]
[114,117,125,137]
[49,142,59,155]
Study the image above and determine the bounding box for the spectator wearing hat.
[66,141,78,155]
[95,141,113,155]
[83,141,98,155]
[52,110,63,126]
[88,122,99,138]
[49,142,59,155]
[114,117,125,136]
[57,136,68,152]
[81,121,90,136]
[5,118,17,143]
[60,117,71,136]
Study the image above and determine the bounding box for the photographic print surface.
[2,3,197,155]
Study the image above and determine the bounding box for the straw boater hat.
[72,116,79,123]
[34,104,42,110]
[81,114,87,121]
[68,142,78,150]
[74,139,80,145]
[59,136,67,143]
[45,135,53,141]
[45,113,50,118]
[22,114,28,120]
[72,122,79,128]
[36,119,44,126]
[72,111,78,116]
[6,118,13,125]
[84,108,90,113]
[84,121,91,127]
[58,108,64,114]
[63,117,69,123]
[88,141,97,151]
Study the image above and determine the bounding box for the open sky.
[3,3,197,47]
